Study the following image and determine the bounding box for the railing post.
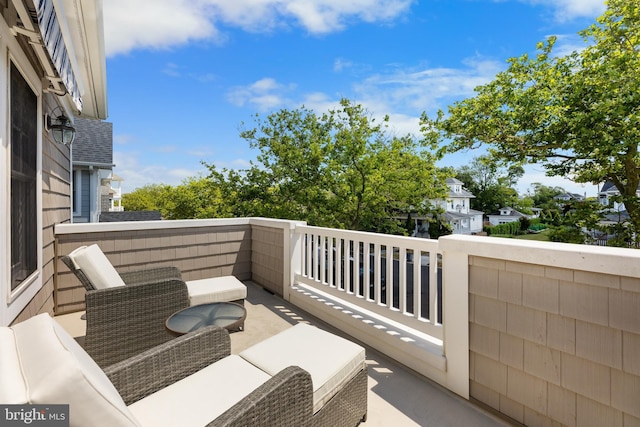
[287,221,304,301]
[440,236,470,399]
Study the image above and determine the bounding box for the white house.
[487,206,533,226]
[441,178,484,234]
[411,178,484,237]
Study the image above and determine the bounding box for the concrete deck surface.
[55,281,516,427]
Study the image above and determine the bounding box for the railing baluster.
[328,237,334,288]
[413,248,421,321]
[364,242,371,300]
[318,234,327,284]
[399,247,406,313]
[337,239,342,291]
[386,246,394,310]
[344,239,351,293]
[292,225,443,339]
[352,240,360,296]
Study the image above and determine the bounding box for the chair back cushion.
[66,246,87,269]
[11,314,140,427]
[69,244,126,289]
[0,327,28,403]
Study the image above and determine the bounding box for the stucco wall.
[468,255,640,426]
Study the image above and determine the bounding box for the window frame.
[72,168,82,216]
[1,28,44,325]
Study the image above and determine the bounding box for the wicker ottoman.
[185,276,247,306]
[239,323,368,426]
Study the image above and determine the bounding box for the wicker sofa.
[2,314,367,427]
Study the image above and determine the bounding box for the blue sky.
[103,0,606,197]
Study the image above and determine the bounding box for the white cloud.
[226,78,296,111]
[103,0,414,57]
[352,57,503,131]
[162,63,182,77]
[514,0,605,21]
[113,134,135,145]
[113,152,202,192]
[104,0,220,57]
[547,33,588,57]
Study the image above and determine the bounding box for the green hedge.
[486,221,521,236]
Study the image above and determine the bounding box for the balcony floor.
[55,281,516,427]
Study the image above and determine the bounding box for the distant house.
[72,118,118,223]
[487,206,533,226]
[595,181,640,235]
[598,181,640,212]
[441,178,484,234]
[554,192,585,202]
[412,178,484,236]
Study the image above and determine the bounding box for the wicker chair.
[4,314,367,427]
[82,277,190,368]
[60,246,244,367]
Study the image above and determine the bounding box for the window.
[10,63,38,291]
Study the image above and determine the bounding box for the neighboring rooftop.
[99,211,162,222]
[73,118,114,165]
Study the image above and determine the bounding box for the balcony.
[54,218,640,426]
[55,280,508,426]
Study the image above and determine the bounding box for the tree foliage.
[423,0,640,241]
[121,184,172,214]
[121,177,232,220]
[453,155,523,214]
[205,99,448,233]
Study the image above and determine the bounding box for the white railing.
[292,225,443,341]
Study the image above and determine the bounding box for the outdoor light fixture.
[46,110,76,146]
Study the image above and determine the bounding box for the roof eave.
[57,0,108,119]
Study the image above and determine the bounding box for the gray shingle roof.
[72,117,113,165]
[99,211,162,222]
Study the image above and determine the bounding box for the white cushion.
[70,244,126,289]
[129,355,271,427]
[239,323,366,413]
[0,328,27,404]
[67,246,88,269]
[11,314,140,427]
[186,276,247,305]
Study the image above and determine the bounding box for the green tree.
[528,183,565,209]
[226,99,448,232]
[166,176,233,219]
[121,184,173,214]
[454,155,523,214]
[424,0,640,242]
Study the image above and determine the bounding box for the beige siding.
[468,255,640,426]
[251,225,285,296]
[55,224,253,313]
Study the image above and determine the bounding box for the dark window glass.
[10,63,38,290]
